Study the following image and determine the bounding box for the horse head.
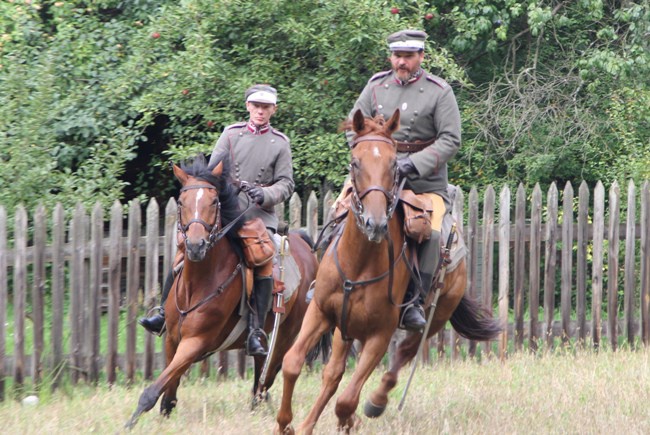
[172,154,242,262]
[346,109,401,243]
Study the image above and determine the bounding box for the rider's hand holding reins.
[240,181,265,204]
[396,157,417,178]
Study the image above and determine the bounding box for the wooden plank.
[576,182,589,343]
[163,198,178,371]
[561,182,574,344]
[0,206,6,400]
[451,188,464,360]
[14,206,27,386]
[144,198,160,379]
[126,199,141,382]
[481,186,495,356]
[89,202,103,383]
[543,183,558,348]
[289,192,301,229]
[498,185,510,359]
[607,181,620,350]
[624,180,636,346]
[51,203,65,389]
[69,204,85,383]
[641,181,650,345]
[467,187,479,357]
[238,349,246,379]
[106,201,122,384]
[529,184,542,351]
[306,191,318,241]
[32,204,46,384]
[514,184,525,350]
[591,182,605,348]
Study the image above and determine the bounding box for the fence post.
[51,203,65,389]
[14,206,27,387]
[543,183,558,349]
[0,206,6,400]
[126,199,141,383]
[591,182,605,348]
[561,182,574,344]
[106,201,122,385]
[529,184,542,351]
[514,184,525,351]
[576,182,590,344]
[607,181,620,350]
[33,204,46,385]
[498,185,510,359]
[624,180,636,346]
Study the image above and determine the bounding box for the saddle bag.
[237,218,275,267]
[400,190,433,243]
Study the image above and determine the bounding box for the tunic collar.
[393,68,423,86]
[247,121,271,135]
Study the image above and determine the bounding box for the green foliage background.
[0,0,648,213]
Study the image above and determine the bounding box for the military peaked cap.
[387,29,427,52]
[245,84,277,105]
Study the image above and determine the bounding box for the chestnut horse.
[275,109,501,434]
[125,155,319,429]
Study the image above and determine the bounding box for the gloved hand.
[247,186,265,204]
[396,158,417,177]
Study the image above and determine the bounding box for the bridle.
[176,184,222,250]
[349,134,403,233]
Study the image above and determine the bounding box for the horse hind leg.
[160,377,181,416]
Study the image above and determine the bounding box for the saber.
[258,234,288,390]
[398,223,456,411]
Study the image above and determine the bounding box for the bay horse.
[275,109,501,434]
[125,154,319,429]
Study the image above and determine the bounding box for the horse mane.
[339,114,390,141]
[179,153,244,232]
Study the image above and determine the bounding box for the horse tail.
[449,294,502,341]
[306,330,332,365]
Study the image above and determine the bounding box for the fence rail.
[0,179,649,397]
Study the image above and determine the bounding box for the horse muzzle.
[185,238,209,262]
[360,213,388,243]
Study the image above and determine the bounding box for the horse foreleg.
[335,334,392,432]
[297,328,352,434]
[275,302,332,434]
[125,338,205,429]
[364,331,420,418]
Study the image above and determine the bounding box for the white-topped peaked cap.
[245,84,278,105]
[387,29,427,52]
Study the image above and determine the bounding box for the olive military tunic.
[208,122,294,232]
[348,69,461,198]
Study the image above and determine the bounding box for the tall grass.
[1,349,649,434]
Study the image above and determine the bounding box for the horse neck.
[339,213,403,274]
[180,238,239,296]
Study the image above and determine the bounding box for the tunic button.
[405,127,411,131]
[384,84,389,88]
[271,139,275,143]
[239,132,243,136]
[410,118,415,124]
[414,111,419,116]
[378,104,383,109]
[419,88,424,93]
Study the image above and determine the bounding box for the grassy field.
[1,349,649,434]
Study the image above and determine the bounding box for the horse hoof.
[363,399,385,418]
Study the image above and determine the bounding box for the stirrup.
[246,329,268,356]
[138,306,167,336]
[399,304,426,332]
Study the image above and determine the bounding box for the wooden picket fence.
[0,179,649,398]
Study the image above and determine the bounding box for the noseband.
[349,135,402,230]
[177,184,222,249]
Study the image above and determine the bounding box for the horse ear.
[352,109,365,133]
[385,109,400,136]
[173,164,188,185]
[211,160,224,177]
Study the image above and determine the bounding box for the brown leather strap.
[396,137,436,152]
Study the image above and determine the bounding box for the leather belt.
[396,137,436,152]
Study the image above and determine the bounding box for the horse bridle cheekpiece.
[177,184,222,249]
[349,135,401,230]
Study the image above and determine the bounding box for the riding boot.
[138,269,173,335]
[246,276,274,356]
[400,271,434,332]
